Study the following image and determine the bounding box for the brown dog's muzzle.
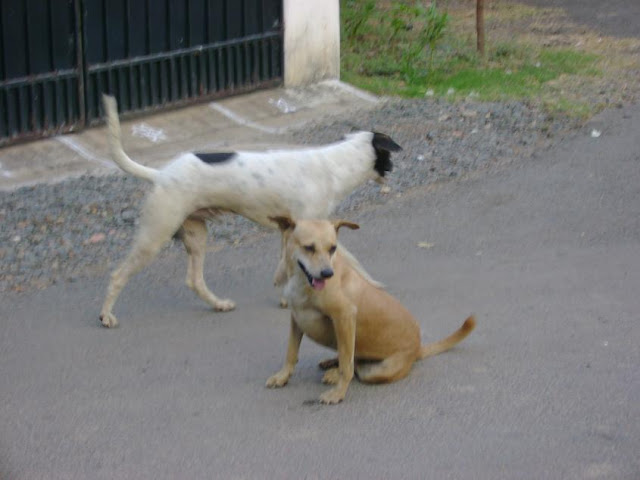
[298,261,332,291]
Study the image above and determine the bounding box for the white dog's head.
[271,217,359,291]
[371,132,402,179]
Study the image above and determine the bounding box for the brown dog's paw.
[99,313,119,328]
[214,299,236,312]
[322,368,340,385]
[318,357,339,370]
[319,387,345,405]
[266,371,290,388]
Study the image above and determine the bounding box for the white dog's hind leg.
[100,233,172,328]
[181,218,235,312]
[99,196,188,327]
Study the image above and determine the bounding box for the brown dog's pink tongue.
[311,278,326,290]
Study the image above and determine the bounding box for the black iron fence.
[0,0,283,146]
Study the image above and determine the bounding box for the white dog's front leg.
[181,218,235,312]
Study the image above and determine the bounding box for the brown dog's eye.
[304,245,315,253]
[329,245,337,255]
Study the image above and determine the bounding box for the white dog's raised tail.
[102,94,158,183]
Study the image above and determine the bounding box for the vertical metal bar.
[160,59,168,104]
[260,38,267,81]
[55,78,63,127]
[3,0,28,80]
[20,1,30,134]
[0,92,6,138]
[237,44,243,86]
[43,0,53,129]
[42,80,52,129]
[74,0,86,125]
[128,62,136,110]
[142,63,150,109]
[66,78,74,125]
[0,1,5,82]
[124,0,132,110]
[229,45,235,89]
[269,37,275,79]
[18,86,29,134]
[206,50,213,92]
[145,0,151,53]
[187,0,196,96]
[252,39,259,83]
[30,82,40,131]
[257,0,265,81]
[169,57,177,101]
[245,41,252,84]
[181,54,188,99]
[149,61,158,105]
[102,0,108,67]
[145,0,154,105]
[96,72,104,116]
[125,0,131,57]
[6,88,17,137]
[218,48,225,90]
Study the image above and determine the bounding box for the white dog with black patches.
[99,94,401,328]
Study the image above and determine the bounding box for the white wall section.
[284,0,340,86]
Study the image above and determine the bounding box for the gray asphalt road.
[2,99,639,478]
[520,0,640,38]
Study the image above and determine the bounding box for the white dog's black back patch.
[194,152,236,164]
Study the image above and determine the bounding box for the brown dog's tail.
[418,316,476,360]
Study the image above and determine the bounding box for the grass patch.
[340,0,606,118]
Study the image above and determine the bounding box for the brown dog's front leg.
[319,303,356,404]
[273,231,289,308]
[266,315,303,388]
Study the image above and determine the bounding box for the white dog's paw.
[322,368,340,385]
[99,313,119,328]
[273,266,287,287]
[266,371,290,388]
[279,297,288,309]
[319,387,345,405]
[214,299,236,312]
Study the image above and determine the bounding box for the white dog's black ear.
[372,132,402,152]
[270,216,296,231]
[333,220,360,232]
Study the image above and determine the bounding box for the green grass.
[340,0,601,117]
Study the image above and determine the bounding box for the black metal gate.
[0,0,283,146]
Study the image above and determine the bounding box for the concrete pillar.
[283,0,340,87]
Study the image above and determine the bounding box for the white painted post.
[283,0,340,87]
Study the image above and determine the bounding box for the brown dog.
[266,217,476,404]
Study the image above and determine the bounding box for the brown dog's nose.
[320,268,334,279]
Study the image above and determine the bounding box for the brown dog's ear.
[333,220,360,232]
[270,216,296,231]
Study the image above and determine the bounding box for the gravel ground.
[0,98,572,293]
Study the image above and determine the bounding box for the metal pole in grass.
[476,0,486,57]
